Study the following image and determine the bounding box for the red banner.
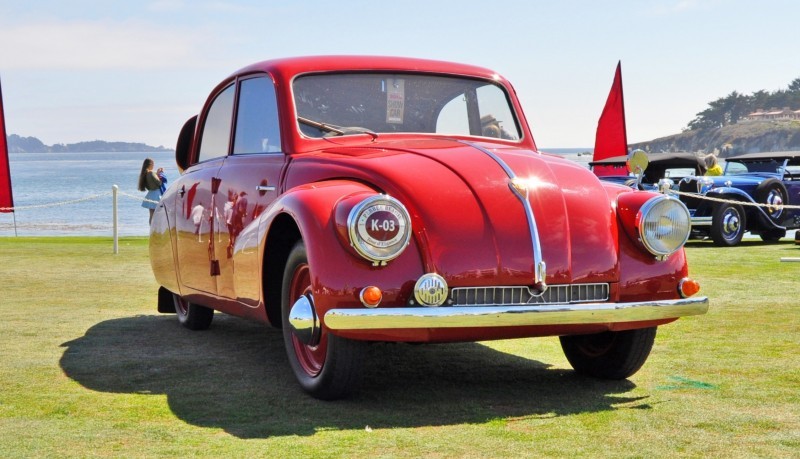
[0,77,14,213]
[593,61,628,177]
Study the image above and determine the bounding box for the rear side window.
[198,84,235,163]
[234,77,282,154]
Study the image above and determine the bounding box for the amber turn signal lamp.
[679,278,701,298]
[360,286,383,308]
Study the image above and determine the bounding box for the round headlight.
[637,196,691,258]
[347,195,411,264]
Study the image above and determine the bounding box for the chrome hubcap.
[288,294,320,346]
[722,209,741,239]
[766,191,784,217]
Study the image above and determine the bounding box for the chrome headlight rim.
[637,195,691,258]
[347,194,412,264]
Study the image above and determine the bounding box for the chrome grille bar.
[450,284,609,307]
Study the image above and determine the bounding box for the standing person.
[138,158,165,223]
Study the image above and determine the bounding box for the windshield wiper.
[298,116,378,141]
[298,116,345,136]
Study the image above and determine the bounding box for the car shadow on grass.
[60,314,646,439]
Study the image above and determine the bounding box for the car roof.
[589,152,704,168]
[231,55,502,81]
[726,151,800,165]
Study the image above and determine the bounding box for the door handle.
[256,185,276,192]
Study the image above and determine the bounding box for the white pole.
[112,184,119,254]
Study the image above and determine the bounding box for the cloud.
[0,19,212,70]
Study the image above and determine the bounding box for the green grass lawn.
[0,237,798,458]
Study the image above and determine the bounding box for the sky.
[1,0,799,149]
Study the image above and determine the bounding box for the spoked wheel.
[560,327,657,379]
[174,294,214,330]
[710,202,746,246]
[281,241,365,400]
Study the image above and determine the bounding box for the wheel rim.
[577,332,616,357]
[721,207,743,241]
[764,189,784,218]
[289,263,327,377]
[174,296,189,316]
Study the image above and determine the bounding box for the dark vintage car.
[589,152,707,188]
[677,151,800,246]
[149,56,708,399]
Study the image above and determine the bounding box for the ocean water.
[0,151,176,236]
[0,149,592,237]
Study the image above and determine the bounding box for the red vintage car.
[150,56,708,399]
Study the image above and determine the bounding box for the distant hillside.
[631,120,800,157]
[6,134,171,153]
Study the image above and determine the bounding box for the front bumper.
[323,296,709,331]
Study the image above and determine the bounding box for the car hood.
[287,138,620,286]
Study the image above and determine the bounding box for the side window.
[198,84,235,163]
[234,76,282,154]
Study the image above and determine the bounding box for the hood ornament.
[458,141,548,293]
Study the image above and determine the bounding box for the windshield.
[293,73,521,140]
[726,159,787,175]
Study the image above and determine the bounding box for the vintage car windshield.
[726,159,787,175]
[293,73,521,140]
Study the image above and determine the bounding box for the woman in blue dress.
[137,158,166,223]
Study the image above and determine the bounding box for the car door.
[174,83,235,295]
[213,75,286,306]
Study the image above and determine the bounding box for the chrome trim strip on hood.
[323,296,709,330]
[457,140,547,292]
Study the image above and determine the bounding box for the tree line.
[687,77,800,130]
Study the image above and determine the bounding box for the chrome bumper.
[691,216,713,227]
[323,296,708,331]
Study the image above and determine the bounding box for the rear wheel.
[281,241,365,400]
[174,295,214,330]
[710,202,746,246]
[759,229,786,243]
[560,327,657,379]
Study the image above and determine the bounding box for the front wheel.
[710,202,746,246]
[174,294,214,330]
[281,241,365,400]
[560,327,657,379]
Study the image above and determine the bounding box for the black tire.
[174,294,214,330]
[759,229,786,243]
[560,327,657,379]
[754,178,788,221]
[710,202,746,246]
[281,241,365,400]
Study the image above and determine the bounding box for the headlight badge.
[347,195,411,266]
[637,196,691,259]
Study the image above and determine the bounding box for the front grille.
[449,284,609,306]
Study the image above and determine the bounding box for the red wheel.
[286,262,328,377]
[281,241,365,399]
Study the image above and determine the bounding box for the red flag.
[0,77,14,213]
[593,61,628,177]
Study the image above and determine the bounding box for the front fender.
[259,180,426,327]
[706,188,784,230]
